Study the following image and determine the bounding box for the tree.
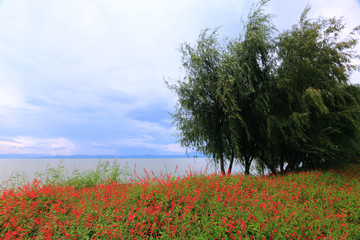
[168,1,360,175]
[266,6,360,172]
[218,0,276,174]
[166,29,232,175]
[167,0,275,176]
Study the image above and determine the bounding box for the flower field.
[0,163,359,239]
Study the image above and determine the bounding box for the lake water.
[0,158,248,187]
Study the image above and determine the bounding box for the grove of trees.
[167,0,360,175]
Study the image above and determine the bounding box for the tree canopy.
[167,0,360,175]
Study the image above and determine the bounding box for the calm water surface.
[0,158,247,185]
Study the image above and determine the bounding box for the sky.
[0,0,360,156]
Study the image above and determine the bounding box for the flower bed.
[1,165,359,239]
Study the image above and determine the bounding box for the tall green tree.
[168,1,360,175]
[166,29,232,175]
[218,0,275,174]
[167,0,275,176]
[267,6,360,172]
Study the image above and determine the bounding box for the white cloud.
[0,61,31,111]
[114,134,186,154]
[0,136,76,155]
[161,143,186,154]
[0,0,359,155]
[0,0,251,106]
[115,135,155,147]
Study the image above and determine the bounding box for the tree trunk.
[261,158,277,175]
[220,154,226,176]
[268,164,277,175]
[244,156,253,175]
[279,152,284,174]
[227,150,235,175]
[244,162,250,175]
[285,153,296,172]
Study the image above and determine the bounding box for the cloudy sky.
[0,0,360,156]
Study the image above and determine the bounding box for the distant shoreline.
[0,153,205,159]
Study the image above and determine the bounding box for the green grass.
[0,162,359,239]
[1,160,132,191]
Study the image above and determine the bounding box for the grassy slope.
[0,163,359,239]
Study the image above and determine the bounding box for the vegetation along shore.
[0,161,359,239]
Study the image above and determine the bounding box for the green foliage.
[167,0,276,175]
[1,160,131,191]
[168,0,360,175]
[1,164,359,239]
[269,6,360,172]
[219,0,276,175]
[166,28,230,174]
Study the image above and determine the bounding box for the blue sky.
[0,0,360,156]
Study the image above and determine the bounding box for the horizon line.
[0,153,205,159]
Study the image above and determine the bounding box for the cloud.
[114,134,186,155]
[0,0,250,101]
[0,60,36,113]
[0,136,76,155]
[161,143,186,154]
[0,0,359,155]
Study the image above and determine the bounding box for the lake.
[0,158,249,187]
